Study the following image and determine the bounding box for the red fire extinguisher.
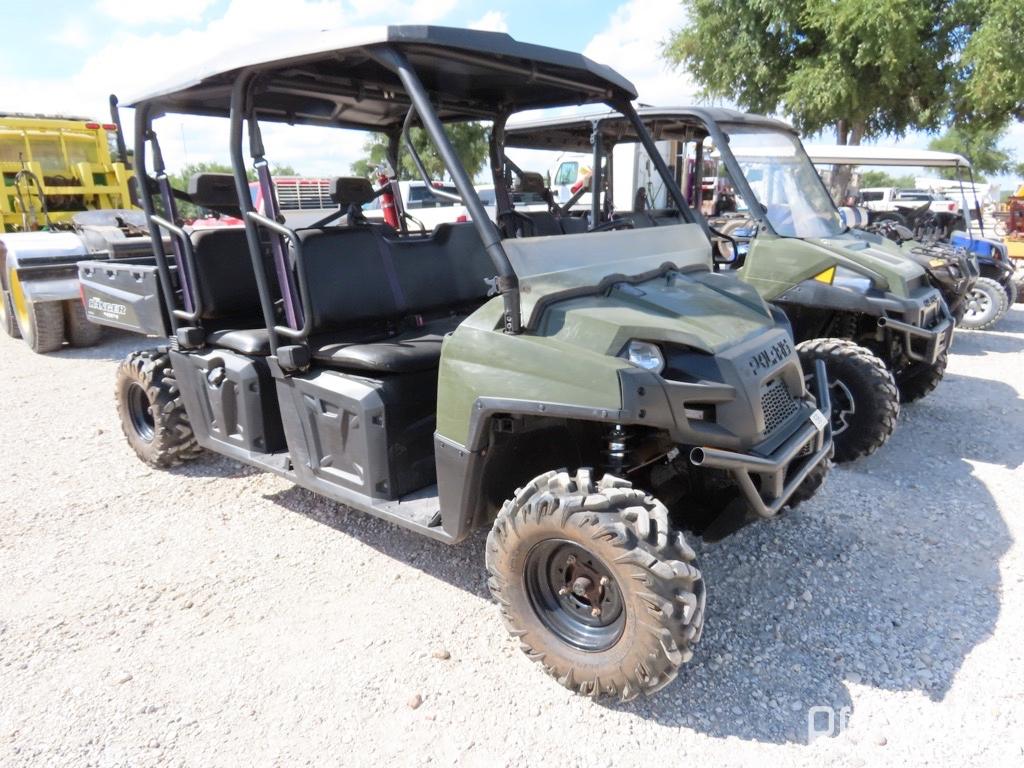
[377,169,400,229]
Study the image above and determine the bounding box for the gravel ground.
[1,308,1023,768]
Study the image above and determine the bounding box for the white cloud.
[49,21,93,49]
[349,0,458,23]
[468,10,508,33]
[583,0,700,106]
[3,0,469,173]
[96,0,218,25]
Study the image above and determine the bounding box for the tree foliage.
[665,0,1024,146]
[350,123,490,181]
[857,170,919,189]
[957,0,1024,125]
[665,0,971,144]
[928,124,1013,179]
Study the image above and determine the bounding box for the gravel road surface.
[2,308,1023,767]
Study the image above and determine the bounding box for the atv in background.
[79,26,832,700]
[804,143,1017,329]
[863,211,1009,330]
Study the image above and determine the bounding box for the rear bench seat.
[206,221,495,374]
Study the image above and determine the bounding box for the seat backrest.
[190,228,263,321]
[559,216,589,235]
[521,211,563,237]
[389,222,494,314]
[298,227,400,333]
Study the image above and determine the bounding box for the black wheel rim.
[826,377,856,435]
[126,382,155,442]
[805,371,856,435]
[524,539,625,652]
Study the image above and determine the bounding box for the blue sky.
[4,0,1021,189]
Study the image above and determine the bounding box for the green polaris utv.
[505,107,956,463]
[78,27,832,700]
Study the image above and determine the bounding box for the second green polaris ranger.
[78,27,832,700]
[505,107,955,462]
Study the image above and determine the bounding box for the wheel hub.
[965,289,991,319]
[804,371,855,436]
[126,382,155,442]
[525,540,625,651]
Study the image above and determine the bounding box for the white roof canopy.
[803,144,970,169]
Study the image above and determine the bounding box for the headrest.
[516,172,547,195]
[187,173,240,215]
[331,177,376,206]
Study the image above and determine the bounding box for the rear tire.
[63,299,103,347]
[1,290,20,339]
[486,469,704,701]
[115,348,202,468]
[960,276,1007,330]
[895,350,948,403]
[797,338,899,463]
[1003,278,1018,308]
[17,301,65,353]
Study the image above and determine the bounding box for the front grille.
[274,178,333,211]
[761,378,799,435]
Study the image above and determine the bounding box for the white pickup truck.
[857,187,960,216]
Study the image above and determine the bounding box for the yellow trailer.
[0,113,133,233]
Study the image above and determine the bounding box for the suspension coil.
[603,424,633,476]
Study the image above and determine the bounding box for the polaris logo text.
[88,297,127,316]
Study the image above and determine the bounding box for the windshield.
[722,128,845,239]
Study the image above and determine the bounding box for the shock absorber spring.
[603,424,632,476]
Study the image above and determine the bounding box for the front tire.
[486,469,704,701]
[895,350,948,403]
[960,276,1008,330]
[115,348,202,468]
[797,338,899,463]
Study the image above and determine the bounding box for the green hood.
[536,270,774,356]
[743,231,925,300]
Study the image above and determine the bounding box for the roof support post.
[134,102,180,337]
[229,70,282,355]
[374,46,522,334]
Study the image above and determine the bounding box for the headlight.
[622,340,665,374]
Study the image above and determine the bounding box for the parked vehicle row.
[0,25,1007,703]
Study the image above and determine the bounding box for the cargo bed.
[78,256,177,337]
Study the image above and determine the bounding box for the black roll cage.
[129,44,689,353]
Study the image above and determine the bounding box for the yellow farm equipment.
[1,113,134,233]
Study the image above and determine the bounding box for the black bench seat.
[203,221,495,374]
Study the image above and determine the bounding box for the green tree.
[350,123,490,181]
[166,161,298,218]
[957,0,1024,126]
[662,1,1023,197]
[857,170,919,189]
[928,124,1012,179]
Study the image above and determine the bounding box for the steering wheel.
[498,210,537,238]
[589,218,635,233]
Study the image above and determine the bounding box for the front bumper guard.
[689,360,834,519]
[877,305,954,365]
